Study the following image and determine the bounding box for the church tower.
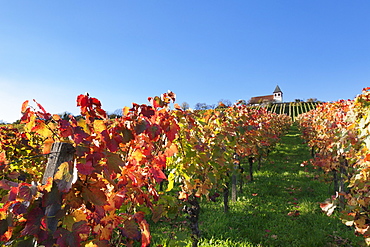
[273,85,283,102]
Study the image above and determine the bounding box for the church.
[249,85,283,105]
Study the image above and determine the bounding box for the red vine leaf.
[81,186,108,206]
[149,167,167,183]
[21,100,29,113]
[20,207,44,236]
[72,220,91,235]
[134,212,151,247]
[121,218,141,241]
[54,228,78,247]
[76,161,95,175]
[18,184,33,201]
[0,180,11,190]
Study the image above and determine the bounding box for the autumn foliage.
[0,92,292,246]
[297,87,370,244]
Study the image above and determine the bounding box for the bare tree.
[218,99,232,107]
[181,102,190,110]
[208,104,216,109]
[108,109,123,118]
[194,103,209,110]
[306,98,318,103]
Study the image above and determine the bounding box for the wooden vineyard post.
[248,157,254,182]
[231,171,237,202]
[42,142,75,233]
[223,184,229,213]
[231,153,240,202]
[183,195,201,247]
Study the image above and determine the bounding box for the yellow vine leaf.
[123,106,130,116]
[166,173,175,192]
[94,120,106,133]
[43,138,54,154]
[54,161,74,192]
[132,149,144,162]
[85,242,98,247]
[24,114,36,132]
[40,177,53,192]
[72,208,88,222]
[52,114,61,121]
[77,119,90,134]
[35,122,54,138]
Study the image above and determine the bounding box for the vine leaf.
[151,204,165,223]
[21,207,44,236]
[81,186,108,206]
[134,212,151,247]
[54,162,74,192]
[21,100,29,113]
[76,161,95,175]
[72,220,91,235]
[150,167,167,183]
[106,152,124,173]
[54,228,79,247]
[123,106,130,116]
[121,218,141,241]
[43,138,54,154]
[0,180,11,190]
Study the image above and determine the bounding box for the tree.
[109,109,123,118]
[208,104,216,109]
[181,102,190,110]
[59,112,72,120]
[218,99,232,107]
[12,119,21,124]
[306,98,318,103]
[194,103,208,110]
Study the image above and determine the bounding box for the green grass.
[149,124,365,246]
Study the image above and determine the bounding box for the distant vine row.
[249,101,320,120]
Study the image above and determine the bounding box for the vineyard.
[248,101,321,121]
[0,89,369,246]
[296,88,370,245]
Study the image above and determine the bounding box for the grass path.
[151,125,365,246]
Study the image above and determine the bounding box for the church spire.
[273,85,282,94]
[273,85,283,102]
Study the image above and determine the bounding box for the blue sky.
[1,1,369,123]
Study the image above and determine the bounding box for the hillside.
[248,102,321,120]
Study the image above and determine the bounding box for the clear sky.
[1,1,369,123]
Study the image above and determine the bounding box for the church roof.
[249,95,274,104]
[273,85,282,93]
